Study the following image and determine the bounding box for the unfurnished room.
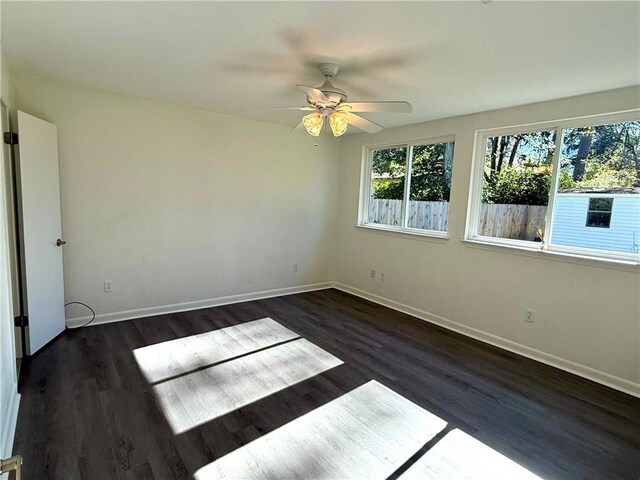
[0,1,639,479]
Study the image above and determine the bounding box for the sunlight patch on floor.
[153,337,343,434]
[194,380,447,480]
[398,428,543,480]
[133,317,299,383]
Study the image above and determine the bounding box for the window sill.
[462,238,640,272]
[356,224,449,243]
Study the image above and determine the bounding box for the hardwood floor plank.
[12,289,640,479]
[153,338,343,434]
[194,381,447,480]
[133,317,299,383]
[398,428,542,480]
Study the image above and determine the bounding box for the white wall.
[0,42,20,461]
[13,77,340,323]
[7,76,640,398]
[336,86,640,394]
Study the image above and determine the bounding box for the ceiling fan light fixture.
[288,64,412,136]
[302,112,323,137]
[329,111,348,137]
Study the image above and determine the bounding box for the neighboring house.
[551,188,640,254]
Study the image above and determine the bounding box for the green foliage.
[564,122,638,161]
[371,146,406,177]
[482,121,639,205]
[562,121,640,187]
[557,166,576,191]
[372,177,404,200]
[371,121,639,207]
[483,164,552,205]
[483,131,555,205]
[409,143,453,201]
[371,147,406,200]
[579,157,638,188]
[371,143,454,201]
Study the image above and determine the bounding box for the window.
[467,113,640,262]
[361,138,455,236]
[585,198,613,228]
[367,146,407,227]
[477,128,556,242]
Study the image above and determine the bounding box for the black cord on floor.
[64,301,96,329]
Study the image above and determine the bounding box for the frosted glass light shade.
[329,112,348,137]
[302,113,323,137]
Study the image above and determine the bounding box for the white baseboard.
[333,282,640,398]
[65,282,333,328]
[1,389,20,459]
[64,278,639,398]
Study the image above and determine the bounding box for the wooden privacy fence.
[368,199,547,240]
[367,199,448,231]
[479,203,547,241]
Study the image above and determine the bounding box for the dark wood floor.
[12,288,640,479]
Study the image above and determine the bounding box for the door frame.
[1,99,25,366]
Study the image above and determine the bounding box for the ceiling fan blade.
[346,113,384,134]
[240,106,315,112]
[271,106,316,111]
[339,101,412,113]
[296,85,328,105]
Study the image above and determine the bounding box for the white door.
[17,110,65,354]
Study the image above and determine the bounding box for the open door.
[16,110,65,354]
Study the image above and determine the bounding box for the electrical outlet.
[370,269,376,279]
[525,309,535,323]
[380,272,385,281]
[293,263,298,272]
[104,280,113,292]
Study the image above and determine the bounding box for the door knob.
[56,239,66,247]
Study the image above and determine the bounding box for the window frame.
[358,135,455,238]
[465,110,640,264]
[585,197,614,228]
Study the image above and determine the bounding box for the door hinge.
[0,454,23,479]
[3,131,18,145]
[14,315,28,327]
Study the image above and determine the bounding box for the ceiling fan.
[277,63,412,137]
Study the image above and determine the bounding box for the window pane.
[368,146,407,227]
[586,210,612,228]
[551,120,640,253]
[588,198,613,212]
[478,130,556,241]
[407,142,454,232]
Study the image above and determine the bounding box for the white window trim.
[358,135,455,238]
[461,238,640,273]
[465,109,640,264]
[356,224,449,242]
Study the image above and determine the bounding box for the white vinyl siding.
[551,194,640,253]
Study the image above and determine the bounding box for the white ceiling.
[2,1,639,132]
